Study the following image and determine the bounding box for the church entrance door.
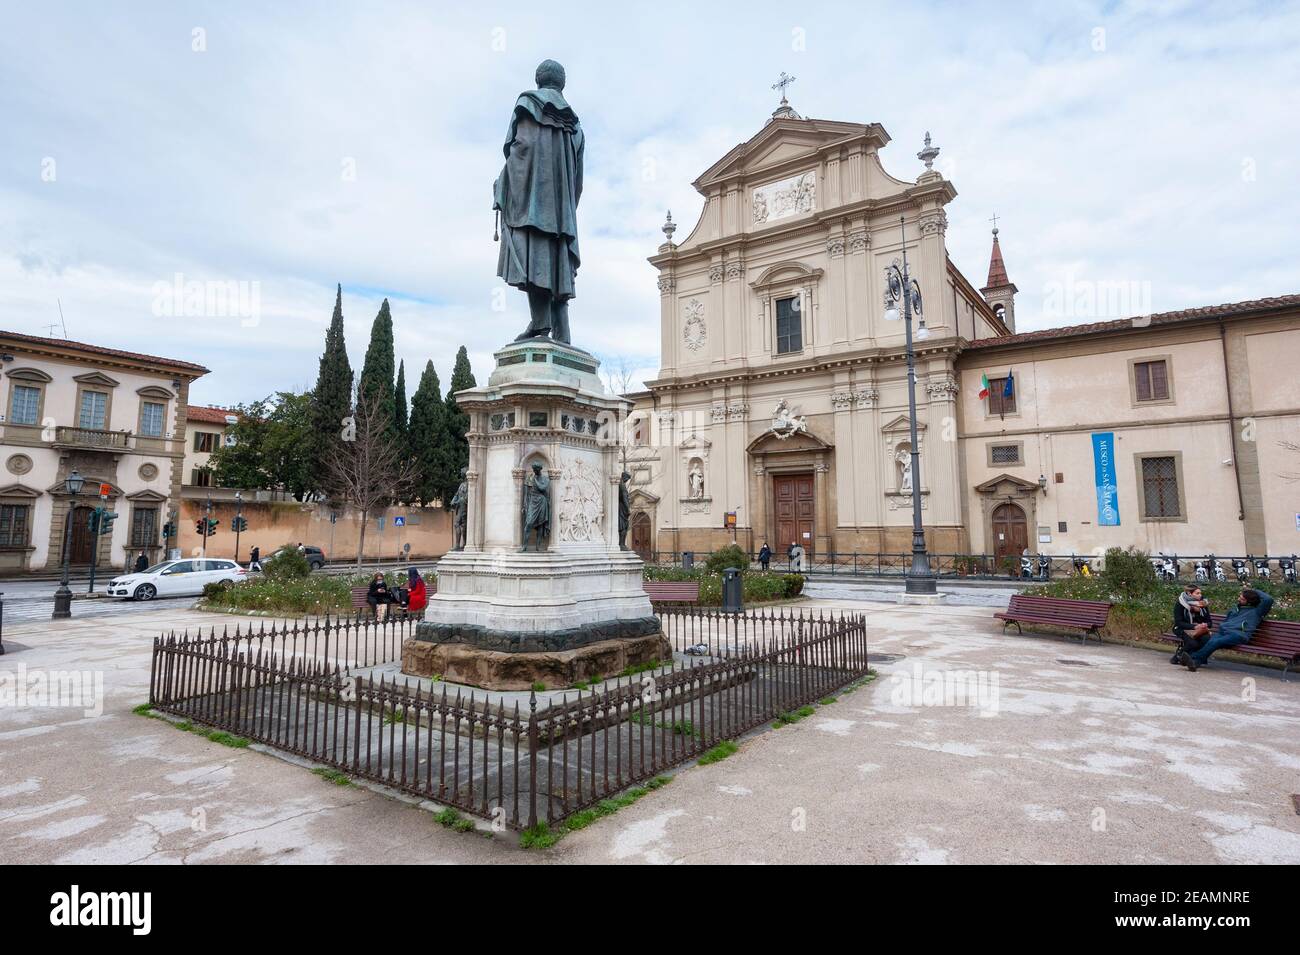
[630,512,652,561]
[773,473,815,559]
[991,502,1028,560]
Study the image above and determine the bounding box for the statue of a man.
[688,462,704,499]
[897,448,913,492]
[449,466,468,550]
[617,470,632,550]
[521,462,551,552]
[493,59,583,345]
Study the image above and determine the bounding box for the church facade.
[625,98,1300,565]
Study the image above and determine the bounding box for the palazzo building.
[626,96,1300,563]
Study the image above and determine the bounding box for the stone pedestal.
[405,338,661,688]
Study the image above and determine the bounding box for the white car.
[107,558,247,600]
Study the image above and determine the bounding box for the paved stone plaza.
[2,598,1297,864]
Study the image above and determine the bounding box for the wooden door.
[630,512,652,561]
[991,502,1028,559]
[773,473,815,558]
[67,505,96,564]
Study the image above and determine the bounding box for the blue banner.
[1091,431,1120,526]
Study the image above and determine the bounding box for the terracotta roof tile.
[0,330,209,373]
[964,294,1300,350]
[186,405,237,425]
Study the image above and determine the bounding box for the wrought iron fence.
[148,607,870,831]
[646,550,1300,583]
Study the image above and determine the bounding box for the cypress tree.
[394,359,409,443]
[434,345,477,506]
[357,298,396,438]
[408,360,446,505]
[309,284,353,494]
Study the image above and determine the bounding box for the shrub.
[705,543,750,574]
[643,566,805,605]
[262,546,311,580]
[202,581,232,599]
[782,574,805,598]
[1100,546,1156,596]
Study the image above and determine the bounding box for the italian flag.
[978,373,990,400]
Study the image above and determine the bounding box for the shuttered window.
[1134,360,1169,401]
[988,377,1016,415]
[0,504,30,546]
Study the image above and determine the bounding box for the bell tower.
[980,218,1017,332]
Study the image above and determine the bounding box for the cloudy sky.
[3,1,1297,408]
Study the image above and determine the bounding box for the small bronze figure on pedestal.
[450,467,468,551]
[618,470,632,550]
[521,462,551,552]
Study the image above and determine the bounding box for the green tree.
[394,359,408,444]
[209,392,316,500]
[434,345,476,507]
[309,284,353,493]
[407,360,447,505]
[357,299,396,443]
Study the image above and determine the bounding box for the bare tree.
[600,355,649,469]
[324,391,418,571]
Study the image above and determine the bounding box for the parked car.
[107,558,247,600]
[302,546,326,570]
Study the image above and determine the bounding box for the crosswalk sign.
[394,516,406,527]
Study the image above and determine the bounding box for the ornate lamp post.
[884,216,936,596]
[52,469,85,619]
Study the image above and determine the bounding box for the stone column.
[814,459,831,555]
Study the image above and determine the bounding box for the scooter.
[1019,554,1035,579]
[1231,557,1250,581]
[1251,555,1271,581]
[1280,555,1298,584]
[1151,552,1179,582]
[1072,555,1092,577]
[1036,554,1051,580]
[1197,555,1225,583]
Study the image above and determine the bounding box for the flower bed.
[644,566,805,605]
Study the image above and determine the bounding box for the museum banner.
[1090,431,1120,526]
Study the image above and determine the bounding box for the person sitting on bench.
[1171,584,1212,664]
[366,572,394,621]
[1179,587,1273,671]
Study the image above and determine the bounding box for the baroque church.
[625,92,1300,564]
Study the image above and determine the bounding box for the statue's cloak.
[493,89,584,299]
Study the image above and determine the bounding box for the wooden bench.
[350,581,434,621]
[643,580,701,608]
[1159,613,1300,681]
[995,594,1113,644]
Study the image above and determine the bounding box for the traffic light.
[88,509,100,534]
[232,515,247,533]
[162,522,175,539]
[195,518,207,535]
[206,517,220,534]
[98,511,118,536]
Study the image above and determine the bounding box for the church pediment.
[693,118,887,191]
[746,428,832,455]
[974,473,1041,495]
[881,415,926,435]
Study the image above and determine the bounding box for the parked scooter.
[1195,558,1209,582]
[1231,557,1250,581]
[1251,555,1271,581]
[1071,555,1092,577]
[1280,554,1298,584]
[1036,554,1051,580]
[1198,555,1226,583]
[1019,554,1035,579]
[1151,552,1179,582]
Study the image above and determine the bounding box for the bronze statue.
[617,470,632,550]
[493,59,584,345]
[450,467,468,550]
[521,462,551,552]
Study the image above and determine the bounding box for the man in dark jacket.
[758,542,772,571]
[134,551,149,573]
[1171,585,1212,663]
[1181,588,1274,670]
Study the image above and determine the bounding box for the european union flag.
[1003,371,1015,398]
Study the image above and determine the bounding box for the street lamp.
[52,469,85,619]
[884,216,937,596]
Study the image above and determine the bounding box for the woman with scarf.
[1171,584,1212,663]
